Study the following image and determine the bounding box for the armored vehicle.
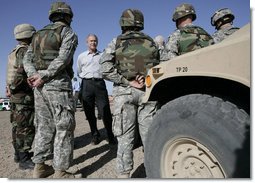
[144,24,250,178]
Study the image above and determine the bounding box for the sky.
[0,0,251,98]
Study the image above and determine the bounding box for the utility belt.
[83,77,103,81]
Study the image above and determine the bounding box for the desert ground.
[0,108,145,179]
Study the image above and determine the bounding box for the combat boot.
[33,163,54,178]
[18,152,34,170]
[53,170,77,178]
[14,149,20,163]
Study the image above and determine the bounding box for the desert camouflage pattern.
[7,43,35,153]
[212,26,239,43]
[14,23,35,40]
[115,31,159,80]
[161,24,213,61]
[7,45,27,86]
[172,3,196,22]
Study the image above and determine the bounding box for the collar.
[86,50,100,55]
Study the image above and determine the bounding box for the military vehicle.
[143,24,250,178]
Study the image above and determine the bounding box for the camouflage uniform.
[7,43,35,155]
[23,20,78,171]
[161,3,213,61]
[6,23,36,170]
[100,9,159,176]
[211,8,239,43]
[212,26,239,43]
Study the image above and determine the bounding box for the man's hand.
[27,74,45,87]
[136,75,145,85]
[5,86,11,98]
[129,75,145,89]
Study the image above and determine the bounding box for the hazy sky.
[0,0,251,97]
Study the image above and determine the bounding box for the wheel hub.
[161,138,226,178]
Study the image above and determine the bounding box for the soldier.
[154,35,165,51]
[100,9,159,178]
[211,8,239,43]
[6,23,36,170]
[161,3,214,61]
[23,1,78,178]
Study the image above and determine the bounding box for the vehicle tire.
[2,107,6,111]
[144,94,250,178]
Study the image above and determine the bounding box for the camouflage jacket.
[212,25,239,43]
[160,23,213,61]
[99,31,159,86]
[23,21,78,91]
[7,42,34,104]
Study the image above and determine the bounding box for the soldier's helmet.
[14,24,36,40]
[172,3,196,22]
[119,9,144,30]
[211,8,235,27]
[49,1,73,21]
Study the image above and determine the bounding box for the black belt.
[83,78,103,81]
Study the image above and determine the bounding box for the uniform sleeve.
[160,30,180,61]
[38,27,78,81]
[77,54,82,78]
[10,47,27,90]
[23,45,37,77]
[99,38,129,85]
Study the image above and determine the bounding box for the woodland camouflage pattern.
[172,3,196,22]
[100,29,159,175]
[161,24,214,61]
[115,31,159,80]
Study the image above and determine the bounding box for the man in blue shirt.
[77,34,116,145]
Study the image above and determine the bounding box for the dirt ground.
[0,109,145,179]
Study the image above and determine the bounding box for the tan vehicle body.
[144,24,250,178]
[144,23,250,102]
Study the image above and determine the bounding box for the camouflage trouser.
[32,87,75,170]
[10,103,35,152]
[112,85,157,174]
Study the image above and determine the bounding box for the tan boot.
[53,170,76,178]
[33,163,54,178]
[117,173,130,178]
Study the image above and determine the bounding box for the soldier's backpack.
[178,26,214,55]
[115,31,159,80]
